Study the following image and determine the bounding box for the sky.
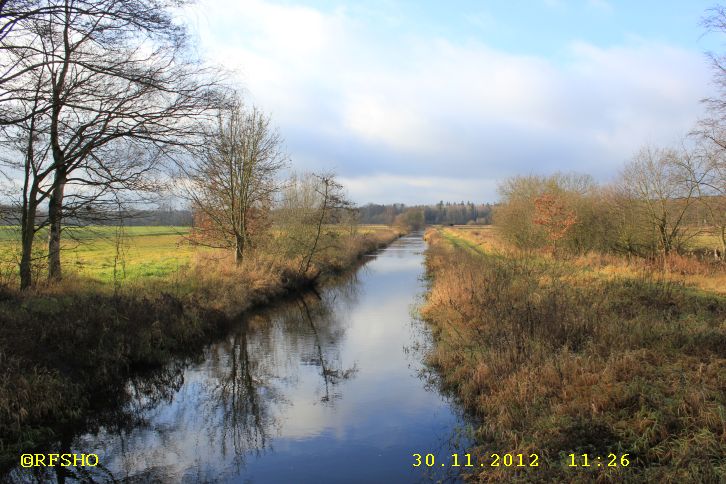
[181,0,722,204]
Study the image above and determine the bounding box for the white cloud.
[183,0,713,203]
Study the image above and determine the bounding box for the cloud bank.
[183,0,713,204]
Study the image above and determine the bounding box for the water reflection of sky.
[13,235,469,483]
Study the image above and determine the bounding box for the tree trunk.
[19,199,37,290]
[658,222,670,256]
[235,233,245,265]
[47,6,70,283]
[302,181,329,276]
[20,131,39,290]
[47,168,66,281]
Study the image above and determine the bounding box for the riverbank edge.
[418,227,726,483]
[0,228,405,472]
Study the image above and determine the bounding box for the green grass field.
[690,230,724,253]
[0,226,194,283]
[0,224,393,285]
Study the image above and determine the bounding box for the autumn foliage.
[533,193,578,252]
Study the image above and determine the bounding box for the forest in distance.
[0,200,493,228]
[0,0,725,483]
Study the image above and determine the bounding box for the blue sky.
[183,0,720,203]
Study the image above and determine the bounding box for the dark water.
[12,233,471,483]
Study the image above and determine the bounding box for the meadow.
[0,224,393,287]
[0,226,195,283]
[421,225,726,482]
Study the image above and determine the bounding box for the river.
[12,233,470,483]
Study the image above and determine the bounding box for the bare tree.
[685,140,726,259]
[0,0,223,286]
[701,153,726,259]
[618,146,699,256]
[0,59,53,289]
[693,5,726,259]
[277,172,352,277]
[184,98,286,264]
[700,5,726,152]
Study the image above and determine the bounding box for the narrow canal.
[14,233,470,483]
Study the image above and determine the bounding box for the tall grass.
[421,228,726,482]
[446,225,726,295]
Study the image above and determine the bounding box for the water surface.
[14,233,469,483]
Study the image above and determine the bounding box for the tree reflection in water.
[296,294,358,404]
[7,277,362,483]
[203,326,282,469]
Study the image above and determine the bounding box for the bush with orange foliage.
[533,193,578,254]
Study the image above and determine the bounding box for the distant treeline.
[1,202,494,228]
[110,209,193,226]
[357,202,493,226]
[0,206,193,227]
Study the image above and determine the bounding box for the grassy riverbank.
[0,225,402,471]
[421,227,726,482]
